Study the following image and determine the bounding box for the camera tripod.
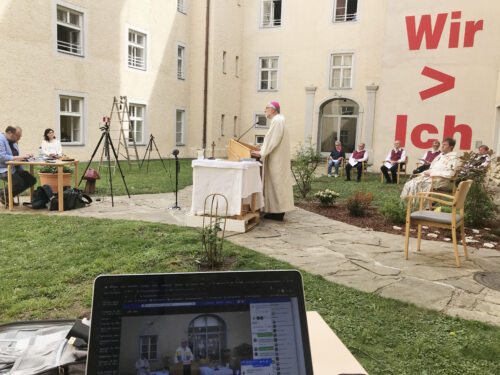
[140,134,169,174]
[79,123,130,207]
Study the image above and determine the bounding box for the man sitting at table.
[0,126,37,205]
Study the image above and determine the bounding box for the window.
[220,114,225,136]
[139,336,158,360]
[222,51,227,74]
[330,53,353,89]
[259,57,279,90]
[255,135,265,145]
[128,104,145,144]
[333,0,358,22]
[235,56,239,77]
[176,109,185,145]
[177,45,186,79]
[255,114,268,128]
[233,116,238,137]
[177,0,186,13]
[128,30,147,70]
[59,96,83,143]
[57,5,83,56]
[261,0,282,27]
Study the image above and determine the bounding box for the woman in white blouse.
[41,128,63,158]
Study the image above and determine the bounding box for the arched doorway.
[318,98,359,153]
[188,314,226,362]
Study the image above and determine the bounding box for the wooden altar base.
[186,211,260,233]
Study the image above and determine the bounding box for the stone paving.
[6,186,500,326]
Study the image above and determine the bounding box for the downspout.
[202,0,211,149]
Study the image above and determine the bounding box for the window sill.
[57,50,84,58]
[177,77,186,81]
[61,142,84,146]
[128,65,147,71]
[258,89,278,92]
[260,24,282,29]
[329,87,352,91]
[176,143,186,147]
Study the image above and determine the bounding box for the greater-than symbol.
[419,66,455,100]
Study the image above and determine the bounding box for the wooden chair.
[1,178,19,208]
[430,171,458,195]
[380,156,408,184]
[325,156,345,177]
[404,180,473,267]
[345,160,367,181]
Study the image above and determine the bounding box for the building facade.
[1,0,499,165]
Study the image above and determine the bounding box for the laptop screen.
[87,270,313,375]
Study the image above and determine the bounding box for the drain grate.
[473,272,500,291]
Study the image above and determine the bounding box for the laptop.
[87,270,314,375]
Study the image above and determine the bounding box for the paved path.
[6,187,500,326]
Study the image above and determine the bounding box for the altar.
[187,159,264,232]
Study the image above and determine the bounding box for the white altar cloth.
[191,160,264,216]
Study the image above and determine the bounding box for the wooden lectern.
[228,138,260,161]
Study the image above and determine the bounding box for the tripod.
[169,149,181,210]
[79,123,130,207]
[140,134,168,173]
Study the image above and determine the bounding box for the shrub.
[291,144,323,198]
[39,165,73,173]
[346,191,373,217]
[380,198,406,224]
[314,189,340,206]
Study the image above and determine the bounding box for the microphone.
[237,122,259,142]
[172,149,179,157]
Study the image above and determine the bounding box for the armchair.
[403,180,473,267]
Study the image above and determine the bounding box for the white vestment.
[400,151,459,199]
[259,114,295,213]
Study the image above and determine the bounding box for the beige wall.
[1,0,499,163]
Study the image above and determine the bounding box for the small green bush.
[464,182,496,227]
[346,191,373,217]
[291,144,323,198]
[380,198,406,224]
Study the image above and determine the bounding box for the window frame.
[177,0,187,14]
[177,43,186,80]
[332,0,358,23]
[176,109,186,146]
[258,56,279,91]
[57,93,85,145]
[127,28,148,71]
[128,102,146,145]
[139,335,158,361]
[329,53,354,90]
[260,0,282,28]
[254,113,269,128]
[55,2,85,57]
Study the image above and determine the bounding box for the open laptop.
[87,270,314,375]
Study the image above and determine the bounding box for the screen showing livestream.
[91,278,308,375]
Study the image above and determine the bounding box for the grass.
[0,214,499,374]
[301,171,409,207]
[30,159,193,196]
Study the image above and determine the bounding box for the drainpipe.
[202,0,211,149]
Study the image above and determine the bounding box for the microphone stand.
[237,123,258,142]
[169,149,181,210]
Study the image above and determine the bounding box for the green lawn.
[0,214,499,374]
[301,171,409,207]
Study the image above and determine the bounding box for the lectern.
[228,139,260,161]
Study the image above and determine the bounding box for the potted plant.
[38,165,73,191]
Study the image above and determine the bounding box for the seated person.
[380,140,406,183]
[0,126,36,205]
[413,140,441,174]
[345,142,368,182]
[473,144,491,168]
[400,138,458,199]
[135,354,150,375]
[174,339,194,375]
[327,141,345,177]
[41,128,63,158]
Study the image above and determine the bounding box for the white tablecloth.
[191,160,264,216]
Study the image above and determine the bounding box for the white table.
[191,160,264,217]
[307,311,367,374]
